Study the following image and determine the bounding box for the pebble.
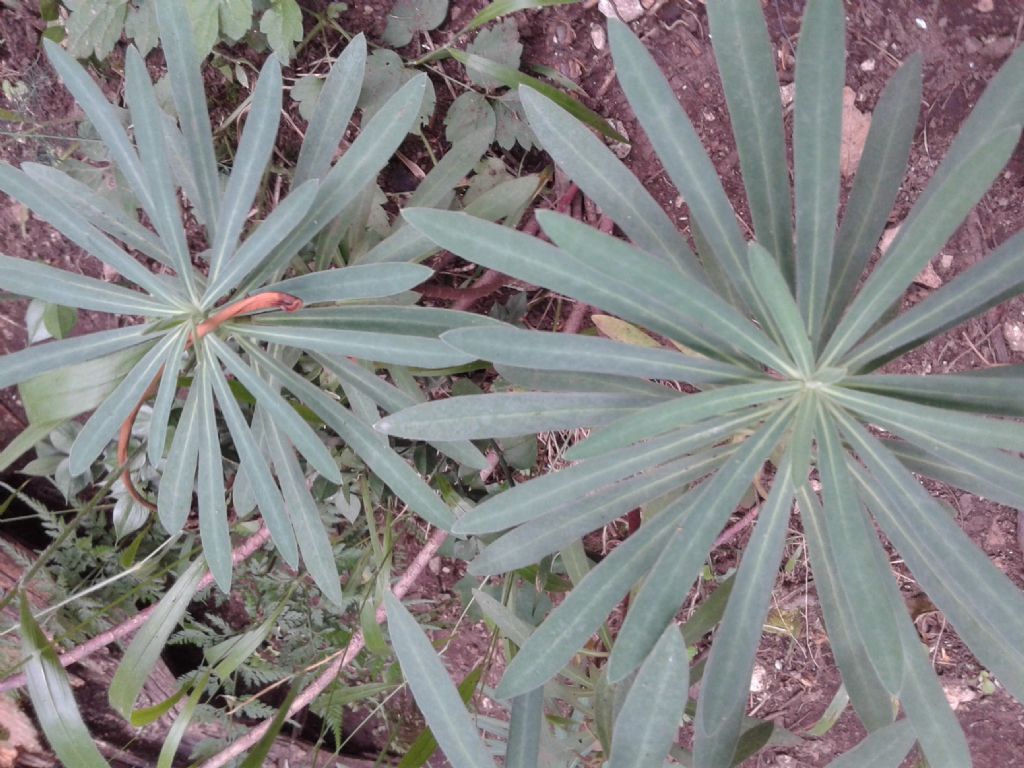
[860,58,876,72]
[976,0,994,11]
[598,0,645,23]
[590,23,606,51]
[1002,320,1024,352]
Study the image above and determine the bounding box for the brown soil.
[2,0,1024,766]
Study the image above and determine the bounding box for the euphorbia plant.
[379,0,1024,764]
[0,0,502,602]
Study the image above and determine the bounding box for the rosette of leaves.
[379,2,1024,765]
[0,1,495,600]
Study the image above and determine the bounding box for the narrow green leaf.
[42,38,156,220]
[263,411,344,605]
[820,55,922,345]
[569,381,799,461]
[408,126,494,209]
[21,162,169,267]
[607,407,792,682]
[608,20,766,321]
[846,370,1024,416]
[888,438,1024,511]
[385,593,498,768]
[262,75,429,274]
[829,386,1024,454]
[110,556,206,717]
[201,180,319,307]
[455,408,772,535]
[315,354,489,471]
[68,331,179,475]
[824,126,1022,365]
[824,720,915,768]
[208,334,342,483]
[0,324,156,390]
[19,595,113,768]
[747,243,813,375]
[496,499,687,699]
[472,449,732,575]
[238,339,455,529]
[518,86,701,276]
[124,46,198,301]
[204,343,298,567]
[465,0,575,31]
[796,484,895,732]
[155,0,221,235]
[838,411,1024,701]
[294,34,366,186]
[449,51,624,144]
[239,323,476,369]
[208,56,282,283]
[472,589,535,647]
[816,410,904,691]
[377,391,664,441]
[541,212,795,372]
[793,0,844,340]
[397,666,485,768]
[262,263,433,304]
[443,326,755,384]
[610,626,689,768]
[0,420,63,473]
[155,671,209,768]
[497,365,680,398]
[147,326,191,465]
[195,354,233,592]
[694,455,794,768]
[238,681,301,768]
[506,686,544,768]
[842,229,1024,371]
[706,0,793,282]
[0,251,174,316]
[157,381,202,534]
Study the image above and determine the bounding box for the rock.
[590,23,606,51]
[749,664,768,693]
[879,225,900,254]
[606,118,631,158]
[943,683,978,710]
[860,58,876,72]
[779,82,796,107]
[1003,320,1024,353]
[914,261,942,289]
[598,0,645,23]
[976,0,994,11]
[840,86,872,177]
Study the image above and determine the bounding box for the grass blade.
[610,626,689,768]
[820,55,922,344]
[465,0,575,31]
[109,556,206,717]
[19,595,113,768]
[706,0,793,282]
[385,592,498,768]
[295,34,366,186]
[208,56,282,283]
[792,0,844,340]
[518,87,700,275]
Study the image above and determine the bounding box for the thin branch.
[200,527,449,768]
[0,524,272,693]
